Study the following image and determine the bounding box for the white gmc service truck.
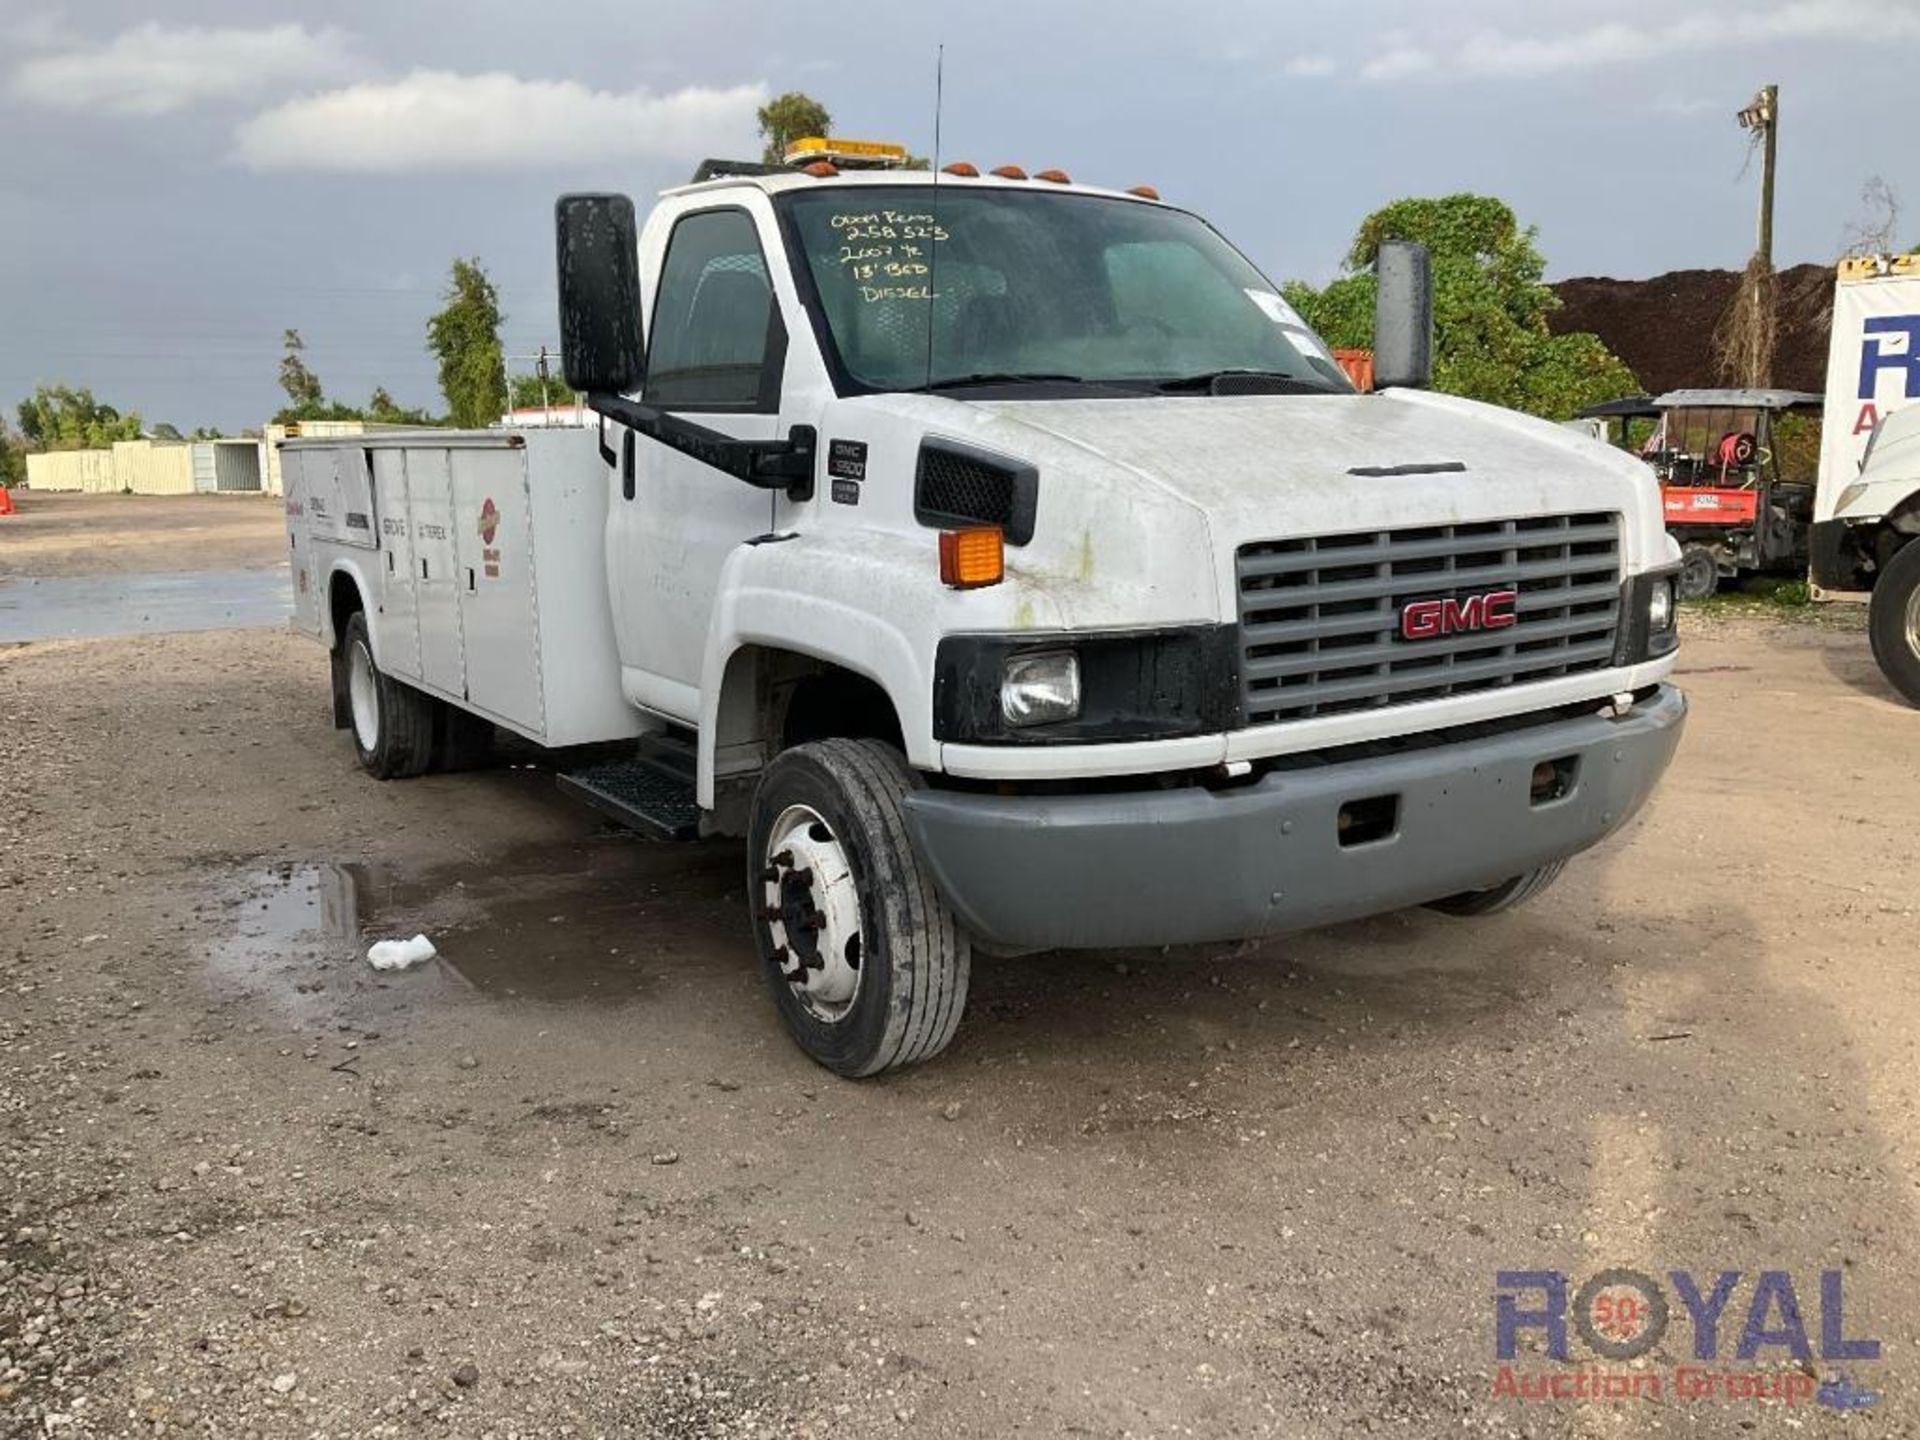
[284,145,1686,1075]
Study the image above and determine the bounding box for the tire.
[435,706,496,772]
[1426,860,1567,918]
[747,739,970,1077]
[341,611,436,779]
[1869,539,1920,708]
[1678,543,1719,601]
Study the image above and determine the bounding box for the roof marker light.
[942,161,980,177]
[1127,184,1161,200]
[1035,168,1071,184]
[990,165,1028,180]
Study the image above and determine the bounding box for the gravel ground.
[3,495,1918,1438]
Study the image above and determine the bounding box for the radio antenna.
[923,43,945,391]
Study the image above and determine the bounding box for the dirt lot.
[3,493,1918,1438]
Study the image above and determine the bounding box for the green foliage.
[190,425,224,440]
[16,384,143,450]
[1285,194,1640,420]
[278,329,325,412]
[507,370,577,411]
[0,420,24,488]
[366,386,436,426]
[757,91,831,164]
[427,258,507,429]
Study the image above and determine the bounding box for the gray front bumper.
[903,685,1687,951]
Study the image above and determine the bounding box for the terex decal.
[477,497,502,578]
[1401,589,1520,641]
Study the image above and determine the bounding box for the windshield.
[777,185,1350,396]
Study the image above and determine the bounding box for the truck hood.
[832,386,1670,632]
[965,389,1660,548]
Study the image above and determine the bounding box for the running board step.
[557,759,700,842]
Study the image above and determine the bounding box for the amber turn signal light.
[939,528,1005,589]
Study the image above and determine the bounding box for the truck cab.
[293,145,1687,1075]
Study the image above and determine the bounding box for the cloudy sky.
[3,0,1916,431]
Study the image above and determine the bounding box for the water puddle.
[206,835,741,1023]
[0,567,291,643]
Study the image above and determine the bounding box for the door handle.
[622,429,636,501]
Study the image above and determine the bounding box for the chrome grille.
[1237,513,1622,724]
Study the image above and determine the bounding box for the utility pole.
[1725,84,1780,388]
[1738,84,1779,267]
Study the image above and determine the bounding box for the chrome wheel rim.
[1907,584,1920,657]
[761,804,863,1023]
[348,639,379,752]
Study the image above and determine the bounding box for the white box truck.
[1811,254,1920,704]
[284,143,1687,1075]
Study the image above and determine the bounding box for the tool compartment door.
[405,447,466,698]
[450,445,543,735]
[371,449,421,681]
[283,449,321,637]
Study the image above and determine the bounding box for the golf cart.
[1579,389,1823,599]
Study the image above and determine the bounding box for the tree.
[426,258,507,429]
[278,329,325,413]
[758,91,831,164]
[16,384,143,450]
[0,419,25,488]
[507,367,576,412]
[1283,195,1638,420]
[366,386,435,425]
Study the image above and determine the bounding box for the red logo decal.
[1400,589,1520,641]
[477,497,500,545]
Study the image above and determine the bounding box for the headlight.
[1000,651,1080,727]
[1648,578,1676,632]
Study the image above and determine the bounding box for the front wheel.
[747,739,970,1077]
[1678,543,1720,601]
[1868,539,1920,708]
[1426,861,1567,917]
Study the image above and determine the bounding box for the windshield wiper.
[1152,369,1331,395]
[914,372,1102,393]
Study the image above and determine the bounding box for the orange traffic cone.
[0,486,15,517]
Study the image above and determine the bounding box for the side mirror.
[555,193,643,393]
[1373,240,1433,391]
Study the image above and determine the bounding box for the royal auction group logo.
[1494,1268,1880,1411]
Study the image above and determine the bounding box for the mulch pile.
[1549,262,1834,395]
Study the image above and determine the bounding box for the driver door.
[607,204,790,721]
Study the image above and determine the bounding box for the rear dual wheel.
[748,739,970,1077]
[340,611,493,777]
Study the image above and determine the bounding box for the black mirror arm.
[587,393,815,501]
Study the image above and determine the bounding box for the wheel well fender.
[699,621,928,808]
[324,562,378,731]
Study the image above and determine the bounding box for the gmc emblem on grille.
[1400,589,1520,641]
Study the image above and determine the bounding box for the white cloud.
[232,70,766,173]
[9,22,358,115]
[1364,0,1920,82]
[1361,47,1435,82]
[1283,54,1337,78]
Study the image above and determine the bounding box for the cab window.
[648,209,783,409]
